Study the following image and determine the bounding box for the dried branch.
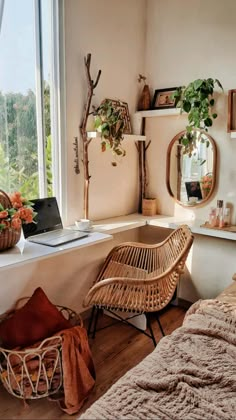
[80,53,102,219]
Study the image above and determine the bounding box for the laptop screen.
[22,197,63,238]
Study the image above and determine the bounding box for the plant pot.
[142,198,157,216]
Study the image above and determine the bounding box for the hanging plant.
[94,99,126,164]
[173,78,223,156]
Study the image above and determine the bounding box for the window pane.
[0,0,54,200]
[0,0,39,199]
[41,0,52,197]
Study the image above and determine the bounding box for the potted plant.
[173,78,223,156]
[94,99,126,165]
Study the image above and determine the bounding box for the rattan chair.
[83,225,193,346]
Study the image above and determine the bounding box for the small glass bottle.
[223,208,231,226]
[216,200,224,228]
[209,207,216,227]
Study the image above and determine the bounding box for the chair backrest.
[84,225,194,313]
[100,224,193,280]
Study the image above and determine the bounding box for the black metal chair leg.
[146,313,157,347]
[155,314,165,337]
[87,305,96,337]
[92,306,100,339]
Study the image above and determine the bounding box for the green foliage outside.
[0,82,52,199]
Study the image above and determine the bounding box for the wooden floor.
[0,305,186,420]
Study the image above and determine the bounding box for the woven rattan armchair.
[84,225,193,346]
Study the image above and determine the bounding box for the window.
[0,0,65,213]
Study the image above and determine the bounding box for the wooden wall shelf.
[86,131,146,141]
[200,222,236,233]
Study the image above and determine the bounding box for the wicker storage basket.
[0,299,82,400]
[0,190,21,251]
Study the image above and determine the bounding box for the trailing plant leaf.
[94,99,127,160]
[175,78,223,156]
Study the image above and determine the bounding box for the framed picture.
[185,181,202,201]
[152,87,178,110]
[101,99,132,134]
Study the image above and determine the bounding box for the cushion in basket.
[0,287,71,349]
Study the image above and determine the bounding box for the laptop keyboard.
[31,229,72,240]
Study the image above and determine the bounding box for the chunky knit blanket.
[79,299,236,420]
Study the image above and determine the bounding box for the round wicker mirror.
[166,129,217,207]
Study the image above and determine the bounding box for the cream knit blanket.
[80,300,236,420]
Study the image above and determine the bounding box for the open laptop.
[22,197,88,247]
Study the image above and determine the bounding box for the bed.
[79,282,236,419]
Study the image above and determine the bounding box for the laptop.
[22,197,88,247]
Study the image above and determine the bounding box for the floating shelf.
[86,131,146,141]
[135,108,182,118]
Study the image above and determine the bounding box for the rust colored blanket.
[80,299,236,419]
[58,325,95,414]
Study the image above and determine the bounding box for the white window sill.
[2,213,236,271]
[0,232,112,271]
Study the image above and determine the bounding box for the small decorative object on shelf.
[152,87,178,110]
[227,89,236,135]
[142,198,157,216]
[137,74,151,111]
[206,200,232,230]
[0,190,36,251]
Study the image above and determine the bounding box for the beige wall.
[144,0,236,299]
[64,0,147,225]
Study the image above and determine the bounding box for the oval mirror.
[166,129,217,207]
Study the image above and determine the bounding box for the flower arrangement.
[0,192,36,232]
[200,173,213,198]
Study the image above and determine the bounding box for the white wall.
[144,0,236,299]
[64,0,147,225]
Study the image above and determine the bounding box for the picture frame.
[101,99,132,134]
[185,181,202,201]
[152,87,178,110]
[227,89,236,133]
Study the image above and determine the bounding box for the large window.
[0,0,64,208]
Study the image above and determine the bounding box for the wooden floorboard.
[0,305,186,419]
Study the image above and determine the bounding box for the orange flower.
[11,218,22,229]
[18,207,33,223]
[0,210,8,218]
[9,192,25,209]
[1,220,10,229]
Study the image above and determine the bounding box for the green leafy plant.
[94,100,126,164]
[173,78,223,156]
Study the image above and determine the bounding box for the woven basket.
[0,299,83,400]
[0,190,21,251]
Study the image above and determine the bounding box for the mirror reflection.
[166,130,217,207]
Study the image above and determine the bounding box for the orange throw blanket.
[58,325,95,414]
